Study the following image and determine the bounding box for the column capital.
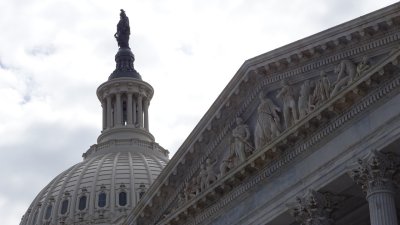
[349,150,400,195]
[287,190,344,225]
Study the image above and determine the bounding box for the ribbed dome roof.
[20,140,168,225]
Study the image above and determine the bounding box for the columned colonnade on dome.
[101,91,150,131]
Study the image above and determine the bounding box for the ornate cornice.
[150,49,400,225]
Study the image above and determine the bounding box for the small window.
[44,205,52,220]
[119,192,127,206]
[98,193,107,208]
[60,199,69,215]
[78,196,87,211]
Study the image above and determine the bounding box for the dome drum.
[96,78,154,143]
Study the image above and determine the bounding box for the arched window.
[118,191,127,206]
[44,205,52,220]
[78,196,87,211]
[98,193,107,208]
[60,199,69,215]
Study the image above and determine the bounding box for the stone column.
[102,100,106,130]
[127,93,133,125]
[116,93,122,126]
[287,189,342,225]
[132,97,137,126]
[349,150,400,225]
[137,95,143,128]
[144,99,149,131]
[106,96,112,129]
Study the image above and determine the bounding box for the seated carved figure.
[330,59,356,97]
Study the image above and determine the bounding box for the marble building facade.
[124,3,400,225]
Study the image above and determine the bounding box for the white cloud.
[0,0,398,224]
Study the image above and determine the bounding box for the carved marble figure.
[197,164,207,191]
[254,93,281,149]
[311,71,331,108]
[277,80,298,128]
[205,158,217,187]
[114,9,130,48]
[219,158,233,177]
[356,56,370,78]
[232,117,251,163]
[330,59,356,97]
[298,80,312,119]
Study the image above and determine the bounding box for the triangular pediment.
[124,4,400,225]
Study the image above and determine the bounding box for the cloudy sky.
[0,0,398,224]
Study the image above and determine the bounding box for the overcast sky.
[0,0,398,224]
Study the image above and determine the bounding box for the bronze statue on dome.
[115,9,130,48]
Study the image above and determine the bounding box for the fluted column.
[349,150,400,225]
[127,93,133,125]
[116,93,122,126]
[137,95,143,128]
[144,99,149,131]
[106,96,112,129]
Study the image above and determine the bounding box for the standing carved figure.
[276,80,298,129]
[254,93,281,149]
[298,80,312,119]
[356,56,370,78]
[311,71,331,108]
[232,117,251,163]
[197,165,208,192]
[330,60,356,97]
[114,9,131,48]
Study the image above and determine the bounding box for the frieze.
[153,49,394,224]
[149,49,400,225]
[126,10,400,225]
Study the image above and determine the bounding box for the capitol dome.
[20,10,169,225]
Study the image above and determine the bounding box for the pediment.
[125,5,400,225]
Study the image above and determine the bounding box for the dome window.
[60,199,69,215]
[98,193,107,208]
[118,191,127,206]
[44,205,52,220]
[78,196,87,211]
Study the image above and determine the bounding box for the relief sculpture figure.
[254,93,281,149]
[219,154,235,177]
[330,60,356,97]
[356,56,370,78]
[310,71,331,108]
[205,158,217,187]
[232,117,251,163]
[276,80,298,129]
[197,165,207,192]
[298,80,312,119]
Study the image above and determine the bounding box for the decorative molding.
[153,50,400,225]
